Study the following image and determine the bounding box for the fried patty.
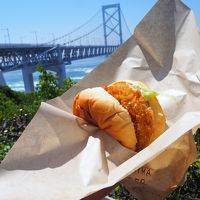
[104,82,154,151]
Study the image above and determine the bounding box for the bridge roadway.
[0,43,118,92]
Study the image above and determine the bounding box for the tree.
[36,66,60,101]
[36,65,76,101]
[59,77,76,94]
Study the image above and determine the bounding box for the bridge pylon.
[102,4,123,46]
[0,69,6,85]
[22,65,34,92]
[56,44,67,87]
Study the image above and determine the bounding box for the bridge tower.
[102,4,123,46]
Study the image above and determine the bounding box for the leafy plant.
[59,77,76,94]
[0,143,12,161]
[109,184,136,200]
[0,84,40,121]
[36,66,60,101]
[35,65,76,100]
[0,66,76,161]
[0,109,28,162]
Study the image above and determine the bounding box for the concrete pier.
[22,63,67,92]
[57,64,66,87]
[56,44,66,87]
[22,65,34,92]
[0,70,6,86]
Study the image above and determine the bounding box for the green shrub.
[0,142,13,161]
[0,85,39,121]
[0,92,19,120]
[59,77,76,94]
[36,66,60,101]
[0,66,76,161]
[35,66,76,100]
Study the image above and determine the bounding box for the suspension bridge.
[0,4,131,92]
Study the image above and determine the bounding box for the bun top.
[73,87,137,149]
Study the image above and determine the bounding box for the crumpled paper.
[0,0,200,199]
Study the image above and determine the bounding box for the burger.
[73,80,166,151]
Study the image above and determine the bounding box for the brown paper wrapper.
[121,131,197,200]
[0,0,200,199]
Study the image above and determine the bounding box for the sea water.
[3,56,106,91]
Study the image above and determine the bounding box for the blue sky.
[0,0,199,44]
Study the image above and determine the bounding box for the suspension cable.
[63,24,103,45]
[44,9,101,44]
[120,8,132,36]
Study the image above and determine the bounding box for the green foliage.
[35,65,76,101]
[0,142,12,161]
[166,164,200,199]
[0,66,76,122]
[109,185,136,200]
[0,85,21,120]
[36,66,60,101]
[0,66,76,161]
[0,92,19,120]
[0,109,30,161]
[0,85,40,121]
[59,77,76,94]
[0,85,21,104]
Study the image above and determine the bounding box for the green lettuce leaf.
[139,86,159,101]
[128,84,159,101]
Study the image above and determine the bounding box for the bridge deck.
[0,44,118,72]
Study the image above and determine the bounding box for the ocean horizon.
[3,56,106,92]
